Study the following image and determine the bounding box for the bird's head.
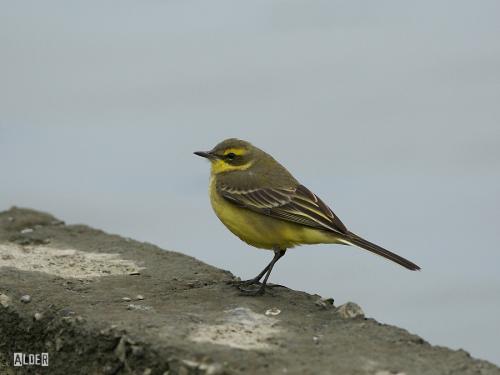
[194,138,260,175]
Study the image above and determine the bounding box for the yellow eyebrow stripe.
[222,147,247,156]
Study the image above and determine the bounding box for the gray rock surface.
[0,207,499,375]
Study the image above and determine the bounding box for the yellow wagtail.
[195,138,420,295]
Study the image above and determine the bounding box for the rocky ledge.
[0,207,498,375]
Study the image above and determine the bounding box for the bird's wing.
[217,183,348,235]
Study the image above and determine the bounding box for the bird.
[194,138,420,295]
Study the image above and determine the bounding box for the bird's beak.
[194,150,216,160]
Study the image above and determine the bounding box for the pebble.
[181,359,223,375]
[265,307,281,316]
[122,297,132,302]
[336,302,365,319]
[0,293,11,308]
[34,312,43,321]
[20,228,34,234]
[315,297,334,309]
[20,295,31,303]
[127,304,151,311]
[135,295,144,300]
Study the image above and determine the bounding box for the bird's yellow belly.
[209,178,342,250]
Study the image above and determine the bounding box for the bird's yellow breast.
[209,176,342,250]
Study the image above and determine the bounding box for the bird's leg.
[239,249,286,295]
[239,248,284,285]
[239,262,272,286]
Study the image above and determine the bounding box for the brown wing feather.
[218,183,348,235]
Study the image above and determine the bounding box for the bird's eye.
[226,152,236,160]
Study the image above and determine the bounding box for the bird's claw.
[238,284,266,296]
[238,278,262,286]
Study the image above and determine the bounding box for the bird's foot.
[227,278,259,286]
[238,277,262,286]
[229,275,263,287]
[238,283,266,296]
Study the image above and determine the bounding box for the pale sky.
[1,0,500,365]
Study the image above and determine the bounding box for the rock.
[0,293,11,308]
[20,295,31,303]
[315,297,335,309]
[336,302,365,319]
[0,208,499,375]
[126,304,151,311]
[265,307,281,316]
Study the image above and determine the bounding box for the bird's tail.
[342,232,421,271]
